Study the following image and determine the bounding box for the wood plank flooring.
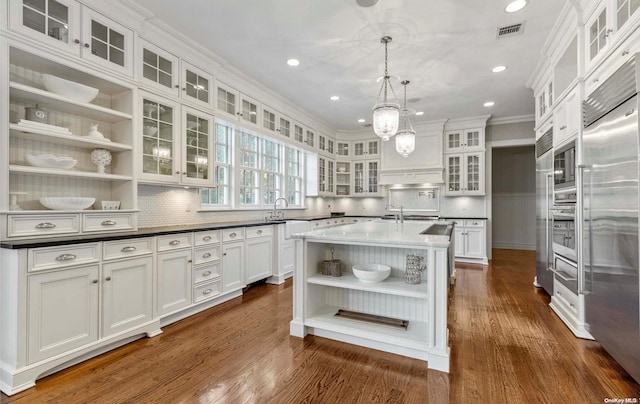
[2,249,640,403]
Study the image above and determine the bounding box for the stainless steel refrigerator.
[535,129,553,295]
[582,53,640,382]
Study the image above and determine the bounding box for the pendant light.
[372,36,400,141]
[395,80,416,158]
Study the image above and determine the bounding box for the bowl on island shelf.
[352,264,391,283]
[39,197,95,210]
[25,154,77,170]
[42,74,99,103]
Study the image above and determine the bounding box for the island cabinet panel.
[291,222,451,373]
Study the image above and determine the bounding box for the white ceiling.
[133,0,564,131]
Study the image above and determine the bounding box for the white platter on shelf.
[25,154,77,170]
[9,124,132,151]
[42,74,99,103]
[40,197,95,210]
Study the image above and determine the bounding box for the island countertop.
[291,221,452,248]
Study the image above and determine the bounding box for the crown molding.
[487,115,535,126]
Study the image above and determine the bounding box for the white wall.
[491,145,536,250]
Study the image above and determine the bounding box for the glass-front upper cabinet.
[141,94,179,183]
[445,128,484,152]
[181,61,214,109]
[239,93,260,127]
[336,141,350,157]
[305,128,315,148]
[9,1,134,76]
[353,139,379,158]
[262,106,278,136]
[182,107,213,186]
[215,81,239,120]
[293,122,305,144]
[588,5,609,62]
[278,114,292,139]
[617,0,640,30]
[140,39,180,96]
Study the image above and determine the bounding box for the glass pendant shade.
[395,127,415,157]
[373,102,400,140]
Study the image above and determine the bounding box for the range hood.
[379,167,444,185]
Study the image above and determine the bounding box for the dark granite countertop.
[0,214,483,249]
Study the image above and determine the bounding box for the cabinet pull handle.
[203,289,213,295]
[257,230,263,235]
[625,109,635,117]
[101,220,117,226]
[35,222,56,229]
[169,240,181,246]
[203,271,212,276]
[229,232,237,238]
[105,276,112,281]
[56,253,76,261]
[203,252,212,258]
[593,78,599,83]
[203,236,212,241]
[622,50,630,56]
[92,279,98,284]
[121,246,137,253]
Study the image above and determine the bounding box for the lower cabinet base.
[159,289,242,328]
[455,256,488,265]
[0,320,162,396]
[266,270,293,285]
[549,299,594,340]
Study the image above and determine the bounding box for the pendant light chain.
[372,36,400,140]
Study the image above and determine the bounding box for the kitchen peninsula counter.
[290,221,452,373]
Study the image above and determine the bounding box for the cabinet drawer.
[83,213,135,232]
[222,228,245,242]
[464,219,485,227]
[157,233,193,251]
[554,278,579,317]
[103,238,153,260]
[195,230,222,245]
[193,279,222,303]
[246,225,273,239]
[193,262,221,284]
[29,243,100,272]
[194,245,221,265]
[7,215,79,238]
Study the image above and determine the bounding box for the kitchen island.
[290,221,453,372]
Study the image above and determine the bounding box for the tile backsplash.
[137,185,331,228]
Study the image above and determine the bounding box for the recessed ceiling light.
[330,95,340,101]
[356,0,379,7]
[505,0,527,13]
[358,118,366,123]
[484,101,495,107]
[492,65,507,73]
[415,111,424,116]
[286,58,300,66]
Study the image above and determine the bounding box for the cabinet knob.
[175,85,180,88]
[84,43,90,48]
[257,230,263,235]
[593,78,599,83]
[622,50,630,56]
[74,39,81,44]
[105,276,112,281]
[187,260,192,263]
[223,252,227,256]
[121,246,137,252]
[203,236,212,241]
[169,240,181,246]
[92,279,98,284]
[229,232,237,238]
[176,171,181,175]
[559,126,566,130]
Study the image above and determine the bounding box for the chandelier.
[372,36,400,141]
[395,80,416,157]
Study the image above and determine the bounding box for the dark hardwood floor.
[2,249,639,403]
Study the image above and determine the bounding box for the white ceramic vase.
[90,148,112,174]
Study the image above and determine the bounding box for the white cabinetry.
[445,152,485,196]
[352,139,380,158]
[318,156,335,196]
[451,219,487,264]
[222,228,245,293]
[139,93,180,183]
[353,160,380,196]
[139,39,180,96]
[27,264,99,363]
[192,230,222,304]
[156,234,193,316]
[180,61,214,110]
[318,133,334,156]
[9,0,134,77]
[245,225,273,284]
[444,127,485,153]
[214,81,261,128]
[553,87,580,147]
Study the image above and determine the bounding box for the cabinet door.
[181,61,213,109]
[182,106,213,186]
[245,237,273,283]
[141,94,180,183]
[102,256,153,337]
[465,228,485,257]
[278,114,292,139]
[157,249,192,316]
[587,5,610,63]
[9,0,81,55]
[28,265,99,363]
[293,122,305,144]
[446,154,463,195]
[564,89,580,137]
[366,140,380,157]
[81,7,133,76]
[305,128,315,148]
[464,152,484,195]
[215,81,240,120]
[318,134,327,153]
[326,159,335,194]
[463,128,484,151]
[445,130,463,152]
[239,93,260,126]
[353,161,365,195]
[262,106,278,136]
[140,39,180,96]
[454,227,465,257]
[366,160,379,194]
[353,141,365,157]
[335,161,351,196]
[336,141,350,157]
[222,241,245,292]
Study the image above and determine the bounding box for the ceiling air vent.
[496,22,525,38]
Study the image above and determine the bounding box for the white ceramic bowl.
[352,264,391,283]
[42,74,99,103]
[40,197,95,210]
[143,126,158,136]
[25,154,77,170]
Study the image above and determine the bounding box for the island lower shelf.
[307,274,428,299]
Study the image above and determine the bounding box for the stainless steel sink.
[420,223,453,237]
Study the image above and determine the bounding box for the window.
[201,120,307,210]
[201,123,231,206]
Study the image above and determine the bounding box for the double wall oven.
[552,140,577,292]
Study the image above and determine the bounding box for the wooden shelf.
[307,274,428,299]
[10,82,132,123]
[9,124,132,152]
[10,165,133,181]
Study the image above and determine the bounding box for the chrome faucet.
[271,197,288,220]
[389,204,404,224]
